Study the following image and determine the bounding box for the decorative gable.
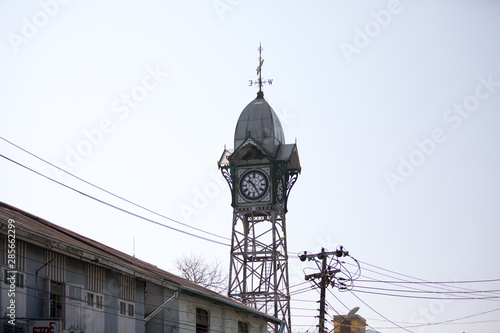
[230,137,270,165]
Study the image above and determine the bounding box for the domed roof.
[234,94,285,156]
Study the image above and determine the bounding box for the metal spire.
[249,43,273,98]
[257,43,266,93]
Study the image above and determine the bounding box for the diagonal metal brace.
[144,291,178,325]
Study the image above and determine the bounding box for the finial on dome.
[249,42,273,99]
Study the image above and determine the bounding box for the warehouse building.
[0,202,283,333]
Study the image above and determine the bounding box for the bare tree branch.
[175,253,228,294]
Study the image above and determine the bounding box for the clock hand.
[249,180,259,193]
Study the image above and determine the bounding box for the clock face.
[276,179,284,203]
[239,170,269,200]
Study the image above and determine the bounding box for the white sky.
[1,0,500,332]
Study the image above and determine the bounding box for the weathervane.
[249,43,273,97]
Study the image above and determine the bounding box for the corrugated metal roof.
[276,143,301,172]
[0,201,277,321]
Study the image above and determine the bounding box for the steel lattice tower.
[218,46,301,333]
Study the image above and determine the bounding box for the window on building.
[119,300,134,317]
[120,301,126,315]
[118,275,135,318]
[86,265,105,311]
[50,281,64,318]
[3,269,24,288]
[86,291,104,310]
[2,323,24,333]
[238,321,249,333]
[68,285,81,301]
[96,294,103,309]
[128,303,134,317]
[87,292,94,306]
[120,301,127,315]
[196,308,209,333]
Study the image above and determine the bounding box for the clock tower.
[218,46,300,333]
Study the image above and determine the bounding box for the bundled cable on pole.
[298,246,360,333]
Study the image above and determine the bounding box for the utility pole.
[302,248,342,333]
[318,249,328,333]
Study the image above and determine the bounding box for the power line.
[367,307,500,329]
[325,287,350,313]
[291,298,320,303]
[351,269,500,300]
[290,286,316,296]
[342,263,500,300]
[353,284,500,295]
[290,280,312,290]
[356,278,500,284]
[349,290,414,333]
[0,153,229,247]
[297,247,356,333]
[346,260,500,298]
[0,135,229,241]
[414,306,500,327]
[295,254,500,330]
[350,288,500,300]
[370,318,500,330]
[356,259,472,288]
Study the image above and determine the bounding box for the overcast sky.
[1,1,500,332]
